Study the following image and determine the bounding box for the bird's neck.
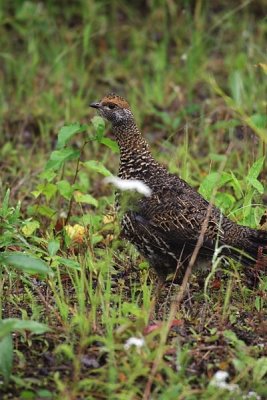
[112,121,159,180]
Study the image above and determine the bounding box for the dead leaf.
[256,63,267,74]
[65,224,86,244]
[103,214,116,224]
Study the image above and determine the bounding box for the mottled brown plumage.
[90,94,267,282]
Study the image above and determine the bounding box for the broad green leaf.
[22,220,40,237]
[74,191,98,207]
[0,334,13,383]
[36,389,53,398]
[57,180,73,200]
[0,320,18,339]
[232,357,247,373]
[57,123,88,149]
[31,190,41,199]
[48,240,60,257]
[199,172,220,199]
[0,318,50,340]
[247,157,265,180]
[253,357,267,382]
[230,171,243,198]
[91,116,105,140]
[219,171,233,186]
[78,171,90,192]
[2,252,50,275]
[0,319,50,335]
[243,191,254,218]
[250,114,267,129]
[79,213,92,226]
[83,160,112,177]
[45,148,80,171]
[58,257,81,270]
[199,171,232,200]
[32,183,57,201]
[20,390,36,399]
[247,177,264,194]
[39,169,57,182]
[92,234,103,245]
[33,205,55,218]
[100,137,119,153]
[215,192,235,211]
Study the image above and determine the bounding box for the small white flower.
[210,370,240,392]
[243,391,261,400]
[124,337,145,350]
[212,370,229,382]
[60,211,67,218]
[104,176,152,197]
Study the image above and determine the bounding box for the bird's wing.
[136,185,226,255]
[132,182,266,267]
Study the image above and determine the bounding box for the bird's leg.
[256,246,264,270]
[148,272,166,320]
[250,245,266,286]
[154,276,165,298]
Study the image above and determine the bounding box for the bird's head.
[90,93,134,126]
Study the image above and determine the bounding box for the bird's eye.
[108,104,116,109]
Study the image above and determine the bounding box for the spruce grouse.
[90,94,267,282]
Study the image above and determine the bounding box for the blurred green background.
[1,0,267,220]
[1,1,266,148]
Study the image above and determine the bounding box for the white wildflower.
[124,337,145,350]
[210,371,240,392]
[104,176,152,197]
[243,391,261,400]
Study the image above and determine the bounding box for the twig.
[173,142,233,307]
[65,141,88,225]
[143,142,234,400]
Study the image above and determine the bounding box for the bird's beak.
[90,102,101,109]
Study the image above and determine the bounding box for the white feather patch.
[104,176,152,197]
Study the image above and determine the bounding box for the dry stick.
[143,142,234,400]
[65,158,81,225]
[65,141,88,225]
[174,141,233,307]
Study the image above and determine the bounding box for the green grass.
[1,1,267,399]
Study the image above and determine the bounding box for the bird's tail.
[228,228,267,280]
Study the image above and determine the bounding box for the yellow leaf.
[103,234,114,245]
[65,224,86,244]
[22,221,40,237]
[257,63,267,74]
[103,214,115,224]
